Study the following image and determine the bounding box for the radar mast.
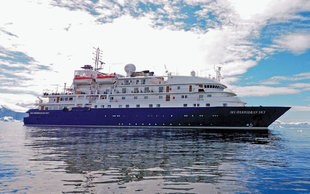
[93,47,105,71]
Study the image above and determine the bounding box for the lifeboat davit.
[73,75,93,84]
[96,74,116,84]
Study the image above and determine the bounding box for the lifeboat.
[73,75,93,84]
[96,74,116,84]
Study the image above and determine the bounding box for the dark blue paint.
[24,106,290,128]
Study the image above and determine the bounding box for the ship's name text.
[230,110,266,115]
[30,112,50,115]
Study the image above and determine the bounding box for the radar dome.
[124,64,136,76]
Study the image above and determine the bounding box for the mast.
[93,47,104,71]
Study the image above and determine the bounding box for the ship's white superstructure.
[39,49,245,111]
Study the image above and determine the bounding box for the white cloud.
[231,85,299,97]
[291,105,310,112]
[273,32,310,54]
[259,72,310,85]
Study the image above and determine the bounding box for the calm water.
[1,122,310,193]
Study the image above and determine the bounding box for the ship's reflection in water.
[22,127,289,193]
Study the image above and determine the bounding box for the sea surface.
[0,122,310,193]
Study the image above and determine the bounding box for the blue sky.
[0,0,310,123]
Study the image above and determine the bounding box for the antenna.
[164,65,171,76]
[93,47,104,71]
[214,65,222,82]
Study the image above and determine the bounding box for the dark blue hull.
[24,106,290,130]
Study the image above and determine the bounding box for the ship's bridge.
[167,76,227,88]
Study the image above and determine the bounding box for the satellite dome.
[124,64,136,76]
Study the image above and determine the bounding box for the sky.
[0,0,309,123]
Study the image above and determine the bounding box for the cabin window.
[159,87,163,92]
[45,107,48,110]
[177,86,181,90]
[134,96,138,99]
[183,104,187,107]
[199,95,203,99]
[144,96,148,99]
[101,105,104,108]
[207,94,212,97]
[149,104,153,108]
[159,96,163,99]
[166,86,170,92]
[94,105,97,108]
[156,104,160,107]
[134,88,139,93]
[206,103,210,106]
[110,96,114,100]
[144,87,150,93]
[108,105,111,108]
[126,104,129,108]
[122,96,126,100]
[189,85,192,92]
[136,80,139,84]
[193,104,196,107]
[119,105,122,108]
[223,103,227,107]
[136,104,140,108]
[181,95,184,98]
[65,97,68,101]
[122,88,126,93]
[142,79,146,84]
[185,95,188,98]
[197,104,200,107]
[69,97,73,101]
[166,95,170,101]
[60,98,63,101]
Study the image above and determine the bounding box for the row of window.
[109,94,213,101]
[93,103,228,108]
[116,84,221,94]
[59,97,73,101]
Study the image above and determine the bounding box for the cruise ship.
[24,48,290,130]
